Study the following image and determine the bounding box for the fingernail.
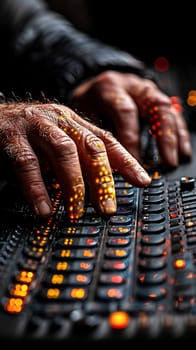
[102,197,117,215]
[184,141,192,156]
[34,200,52,217]
[169,149,178,166]
[137,170,152,186]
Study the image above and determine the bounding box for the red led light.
[154,57,170,72]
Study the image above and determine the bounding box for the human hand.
[71,71,192,167]
[0,102,151,219]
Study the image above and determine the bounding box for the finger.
[57,113,117,216]
[124,76,192,166]
[28,106,116,217]
[1,133,52,218]
[26,117,86,220]
[141,100,192,167]
[170,98,192,160]
[62,109,151,187]
[91,86,141,161]
[72,73,142,161]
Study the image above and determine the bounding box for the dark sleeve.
[0,0,151,102]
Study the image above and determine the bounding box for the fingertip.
[136,169,152,187]
[34,200,52,217]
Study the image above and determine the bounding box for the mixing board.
[1,153,196,342]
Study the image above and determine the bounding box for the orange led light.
[174,259,186,269]
[108,311,130,330]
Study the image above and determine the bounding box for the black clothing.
[0,0,149,102]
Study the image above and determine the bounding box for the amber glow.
[109,311,130,329]
[187,90,196,107]
[56,262,68,271]
[174,259,186,269]
[16,271,34,283]
[51,274,64,284]
[70,288,86,299]
[10,284,28,297]
[47,288,60,299]
[4,298,24,313]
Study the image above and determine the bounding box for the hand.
[71,71,192,167]
[0,102,151,218]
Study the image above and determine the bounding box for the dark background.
[47,0,196,65]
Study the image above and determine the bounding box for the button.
[137,271,167,285]
[180,176,195,191]
[136,285,167,300]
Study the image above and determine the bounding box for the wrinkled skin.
[71,71,192,166]
[0,102,151,219]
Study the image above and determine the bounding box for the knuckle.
[51,134,78,156]
[85,133,106,154]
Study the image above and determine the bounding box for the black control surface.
[1,165,196,342]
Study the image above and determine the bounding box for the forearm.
[1,0,147,101]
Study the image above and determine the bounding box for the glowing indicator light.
[70,288,86,299]
[174,259,186,269]
[109,311,130,330]
[187,90,196,107]
[154,57,170,72]
[153,171,159,179]
[5,298,24,313]
[56,262,68,271]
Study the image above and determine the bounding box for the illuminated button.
[28,235,49,247]
[108,311,130,330]
[60,226,100,236]
[96,287,124,300]
[48,260,94,272]
[43,273,91,286]
[99,273,125,285]
[109,215,132,225]
[108,226,131,236]
[136,285,167,300]
[137,271,167,285]
[68,274,91,286]
[107,237,131,247]
[102,260,127,271]
[41,287,88,301]
[53,248,96,260]
[56,238,98,248]
[4,297,24,314]
[104,248,130,259]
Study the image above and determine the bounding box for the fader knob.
[180,176,195,191]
